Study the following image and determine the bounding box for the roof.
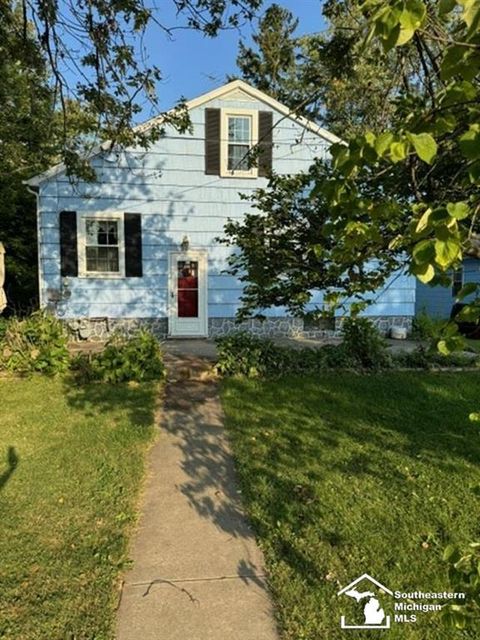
[25,79,341,188]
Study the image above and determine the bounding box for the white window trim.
[220,108,258,178]
[77,212,126,278]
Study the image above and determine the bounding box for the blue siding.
[416,259,480,318]
[36,87,416,324]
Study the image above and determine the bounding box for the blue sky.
[138,0,327,117]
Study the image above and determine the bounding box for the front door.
[168,251,208,337]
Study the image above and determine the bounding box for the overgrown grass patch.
[221,372,480,639]
[0,377,158,639]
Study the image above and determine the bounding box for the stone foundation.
[65,317,168,341]
[64,315,413,341]
[208,317,304,338]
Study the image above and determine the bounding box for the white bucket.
[390,326,408,340]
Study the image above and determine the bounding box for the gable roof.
[25,79,341,188]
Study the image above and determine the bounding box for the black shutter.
[205,108,221,175]
[258,111,273,177]
[59,210,78,277]
[124,213,143,277]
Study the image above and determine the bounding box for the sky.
[136,0,327,118]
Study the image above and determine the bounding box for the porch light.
[180,235,190,252]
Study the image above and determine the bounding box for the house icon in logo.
[337,573,393,629]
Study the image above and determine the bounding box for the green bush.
[412,310,447,342]
[0,311,70,375]
[215,331,354,378]
[0,317,8,342]
[215,332,276,377]
[73,329,165,383]
[341,317,391,370]
[393,346,476,369]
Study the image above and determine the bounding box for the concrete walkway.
[116,356,278,640]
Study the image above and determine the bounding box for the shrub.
[215,331,354,378]
[393,346,476,370]
[341,317,391,370]
[0,317,8,342]
[0,311,70,375]
[412,310,446,342]
[73,329,165,383]
[215,332,276,377]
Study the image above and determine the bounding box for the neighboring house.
[416,258,480,318]
[25,79,415,340]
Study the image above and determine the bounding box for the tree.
[224,0,480,356]
[235,0,402,135]
[235,4,300,110]
[0,4,59,310]
[12,0,262,176]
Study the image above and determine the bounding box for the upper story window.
[221,109,258,178]
[78,214,125,277]
[227,116,252,171]
[204,107,273,178]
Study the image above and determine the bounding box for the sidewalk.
[116,358,278,640]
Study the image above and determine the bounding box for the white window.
[78,214,125,277]
[221,109,258,177]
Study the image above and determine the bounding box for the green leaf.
[456,282,478,299]
[459,124,480,160]
[412,262,435,283]
[407,132,438,164]
[413,239,435,264]
[447,201,470,220]
[439,0,457,14]
[375,132,394,156]
[435,238,461,267]
[415,208,432,233]
[459,0,480,33]
[398,0,427,44]
[390,140,408,162]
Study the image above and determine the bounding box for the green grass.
[221,372,480,639]
[0,376,158,639]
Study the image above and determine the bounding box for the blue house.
[416,259,480,319]
[26,80,416,340]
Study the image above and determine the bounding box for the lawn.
[0,376,158,640]
[221,372,480,640]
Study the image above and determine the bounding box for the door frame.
[168,250,208,337]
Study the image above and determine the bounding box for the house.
[25,79,416,340]
[416,258,480,319]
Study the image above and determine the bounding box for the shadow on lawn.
[0,446,18,492]
[62,375,157,430]
[221,372,480,593]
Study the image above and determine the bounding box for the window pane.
[86,246,119,273]
[177,260,198,317]
[228,117,250,143]
[85,219,118,246]
[228,144,250,171]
